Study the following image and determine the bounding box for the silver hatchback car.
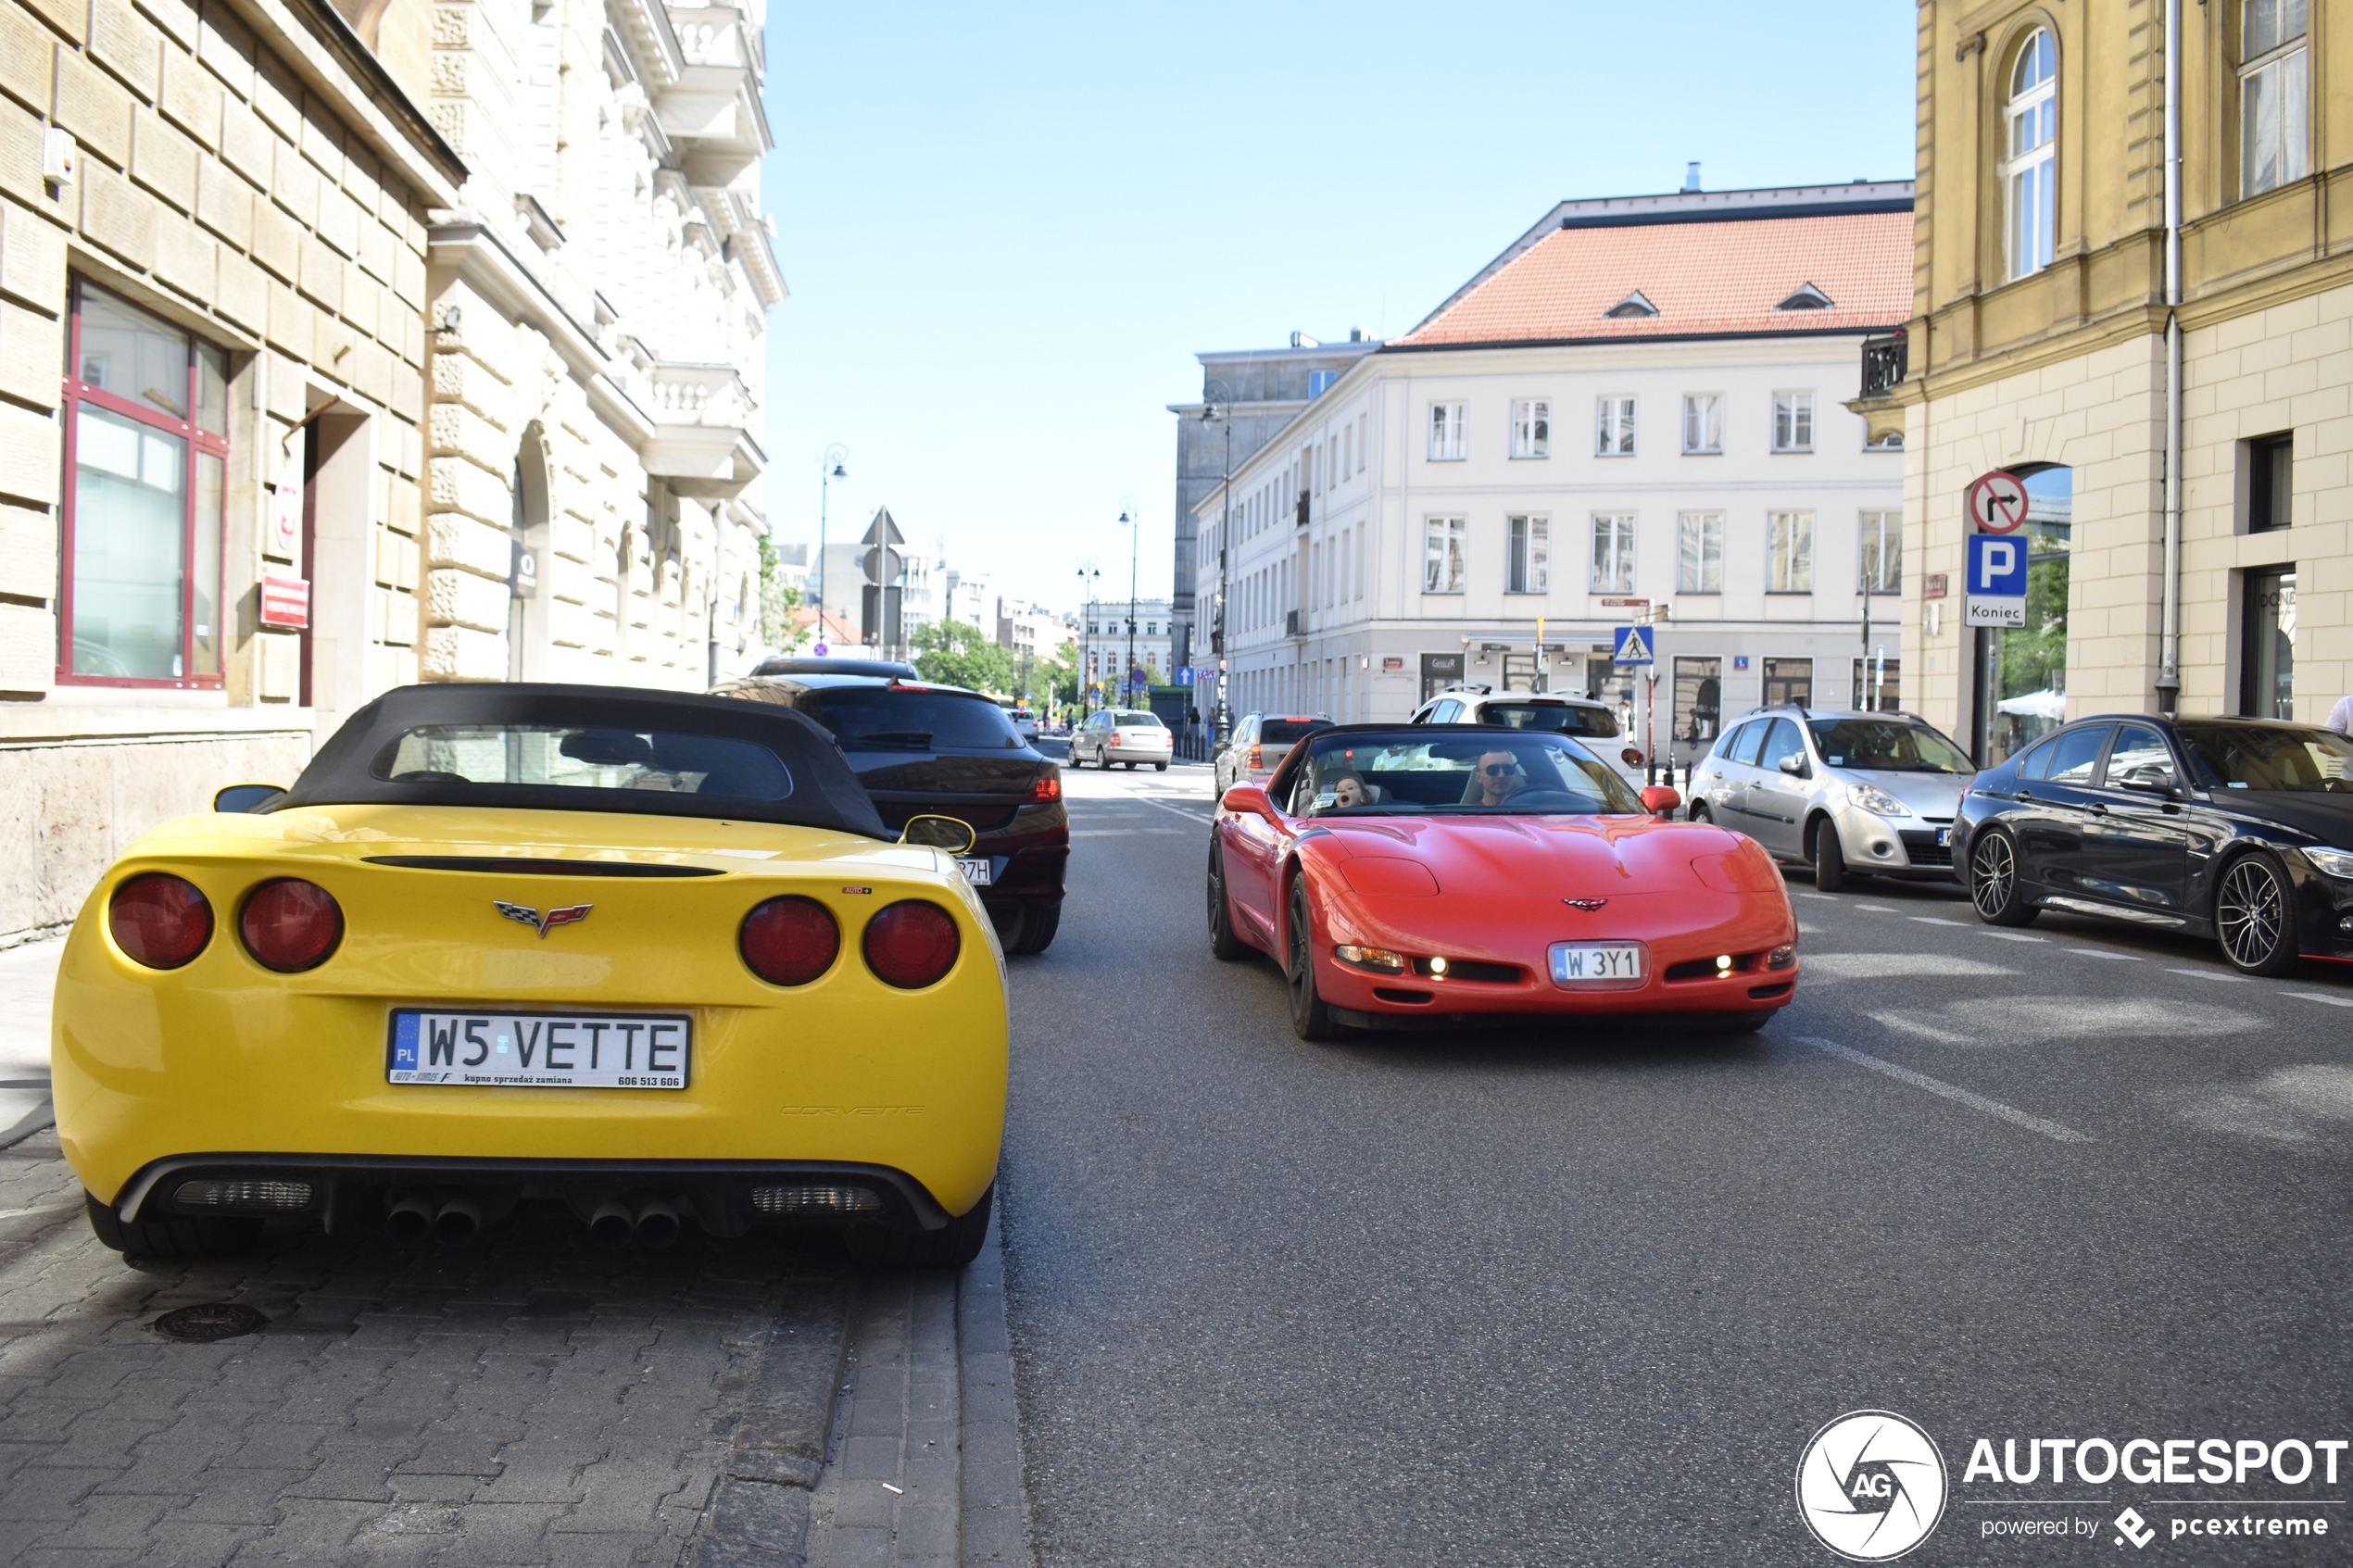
[1684,707,1978,891]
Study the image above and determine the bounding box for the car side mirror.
[1221,784,1276,821]
[1778,754,1809,777]
[1641,785,1681,817]
[900,814,978,855]
[214,784,287,814]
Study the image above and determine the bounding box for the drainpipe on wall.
[2156,0,2184,717]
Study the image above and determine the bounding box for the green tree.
[910,619,1016,693]
[1032,638,1077,710]
[756,533,807,653]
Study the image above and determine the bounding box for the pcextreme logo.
[1796,1410,1950,1562]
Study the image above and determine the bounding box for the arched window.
[2003,29,2057,280]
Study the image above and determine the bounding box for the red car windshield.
[1279,731,1645,818]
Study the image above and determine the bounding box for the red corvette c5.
[1207,725,1799,1037]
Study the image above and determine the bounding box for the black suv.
[712,671,1068,953]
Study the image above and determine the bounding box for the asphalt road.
[999,761,2353,1566]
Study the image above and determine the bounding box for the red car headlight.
[239,879,345,972]
[741,896,842,986]
[863,900,961,988]
[109,872,213,969]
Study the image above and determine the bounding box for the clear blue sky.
[757,2,1917,618]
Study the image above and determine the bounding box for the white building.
[1193,182,1912,762]
[1079,597,1172,707]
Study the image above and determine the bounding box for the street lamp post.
[1117,501,1140,708]
[1075,562,1101,713]
[1201,382,1238,751]
[813,445,847,632]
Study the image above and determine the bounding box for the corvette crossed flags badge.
[495,899,593,938]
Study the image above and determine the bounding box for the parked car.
[995,699,1040,743]
[1683,707,1976,891]
[1208,725,1794,1038]
[58,683,1005,1267]
[1214,714,1335,795]
[1408,687,1646,792]
[1955,714,2353,974]
[713,672,1067,953]
[750,655,919,680]
[1069,709,1174,771]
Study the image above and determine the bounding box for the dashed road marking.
[2165,967,2248,983]
[2286,992,2353,1009]
[2070,949,2142,961]
[1793,892,1835,901]
[1911,916,1969,926]
[1799,1035,2095,1144]
[1980,932,2046,943]
[1856,904,1897,912]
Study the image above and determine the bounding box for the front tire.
[1812,820,1847,894]
[2217,851,2301,975]
[1207,841,1251,960]
[1286,877,1339,1041]
[84,1192,262,1261]
[844,1185,993,1270]
[1690,802,1712,825]
[1968,827,2038,925]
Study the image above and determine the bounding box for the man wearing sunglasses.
[1467,749,1525,807]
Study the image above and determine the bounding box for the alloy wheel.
[2217,857,2289,971]
[1970,834,2015,919]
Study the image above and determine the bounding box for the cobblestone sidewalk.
[0,1127,858,1567]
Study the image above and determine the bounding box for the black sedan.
[712,671,1067,953]
[1954,714,2353,973]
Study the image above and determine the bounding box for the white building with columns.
[1194,182,1912,763]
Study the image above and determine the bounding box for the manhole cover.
[151,1303,267,1342]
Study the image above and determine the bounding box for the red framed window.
[57,280,230,688]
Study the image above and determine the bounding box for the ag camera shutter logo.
[1796,1410,1948,1561]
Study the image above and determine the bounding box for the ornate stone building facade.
[364,0,779,687]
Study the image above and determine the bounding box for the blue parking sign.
[1967,533,2028,597]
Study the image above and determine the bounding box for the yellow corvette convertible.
[53,684,1007,1267]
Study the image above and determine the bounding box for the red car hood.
[1318,815,1757,899]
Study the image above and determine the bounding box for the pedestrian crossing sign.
[1611,625,1655,666]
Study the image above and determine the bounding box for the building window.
[1590,514,1636,594]
[1505,516,1550,594]
[1596,396,1635,456]
[1853,657,1900,713]
[1681,394,1722,455]
[1428,403,1466,460]
[1357,412,1367,472]
[1763,657,1813,708]
[1771,392,1814,453]
[2246,432,2293,532]
[1677,512,1723,594]
[2004,28,2057,280]
[60,282,230,687]
[1510,399,1550,458]
[1859,509,1902,593]
[2241,0,2309,197]
[1767,510,1814,593]
[1673,657,1721,746]
[1309,370,1339,397]
[2241,566,2296,719]
[1423,517,1466,593]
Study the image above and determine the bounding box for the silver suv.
[1684,707,1977,891]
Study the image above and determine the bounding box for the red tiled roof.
[1396,211,1912,347]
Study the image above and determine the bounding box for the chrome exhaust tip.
[632,1197,680,1249]
[386,1195,434,1246]
[588,1199,635,1250]
[431,1197,480,1248]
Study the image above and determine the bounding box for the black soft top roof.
[273,683,891,839]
